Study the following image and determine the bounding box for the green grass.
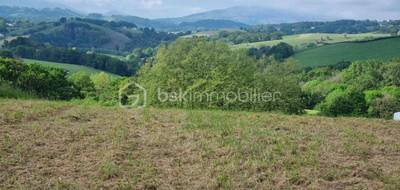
[1,99,399,189]
[293,37,400,67]
[23,59,119,77]
[233,33,389,50]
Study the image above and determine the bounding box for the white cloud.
[140,0,163,9]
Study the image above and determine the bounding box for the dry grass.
[0,99,399,189]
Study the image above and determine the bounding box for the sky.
[1,0,400,19]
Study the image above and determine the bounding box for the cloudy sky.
[1,0,400,19]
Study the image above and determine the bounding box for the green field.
[233,33,390,50]
[293,37,400,67]
[23,59,119,77]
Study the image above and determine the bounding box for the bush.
[318,88,367,116]
[369,95,400,119]
[68,71,95,98]
[0,81,35,99]
[302,80,344,108]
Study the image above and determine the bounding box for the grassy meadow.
[23,59,119,77]
[233,33,389,50]
[294,37,400,67]
[1,99,399,189]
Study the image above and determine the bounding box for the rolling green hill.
[293,37,400,67]
[23,59,118,77]
[233,33,389,50]
[13,18,177,53]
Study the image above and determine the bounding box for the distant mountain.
[0,6,81,22]
[178,20,247,30]
[158,6,328,25]
[87,13,247,31]
[108,15,176,30]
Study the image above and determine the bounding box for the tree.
[268,42,294,61]
[342,60,384,91]
[136,38,305,113]
[384,60,400,87]
[68,71,95,98]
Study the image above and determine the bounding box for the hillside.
[157,6,327,25]
[0,6,80,22]
[233,33,390,50]
[93,14,248,31]
[23,59,118,77]
[25,18,177,52]
[293,37,400,67]
[1,99,399,189]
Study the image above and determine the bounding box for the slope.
[293,36,400,67]
[23,59,118,77]
[233,33,390,50]
[0,99,399,189]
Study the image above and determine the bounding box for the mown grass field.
[1,99,399,189]
[23,59,119,77]
[293,37,400,67]
[233,33,389,50]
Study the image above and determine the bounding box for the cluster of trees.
[302,60,400,118]
[133,38,304,114]
[31,21,111,49]
[3,37,137,76]
[247,20,398,35]
[0,58,79,100]
[68,71,125,106]
[125,47,155,67]
[0,57,125,103]
[247,42,295,61]
[123,27,177,51]
[217,30,282,44]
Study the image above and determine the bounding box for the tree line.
[302,59,400,118]
[247,20,400,36]
[2,37,137,76]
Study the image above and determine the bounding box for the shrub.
[369,95,400,119]
[68,71,95,98]
[0,58,80,100]
[318,88,367,116]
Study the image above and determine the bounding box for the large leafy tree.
[136,38,305,113]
